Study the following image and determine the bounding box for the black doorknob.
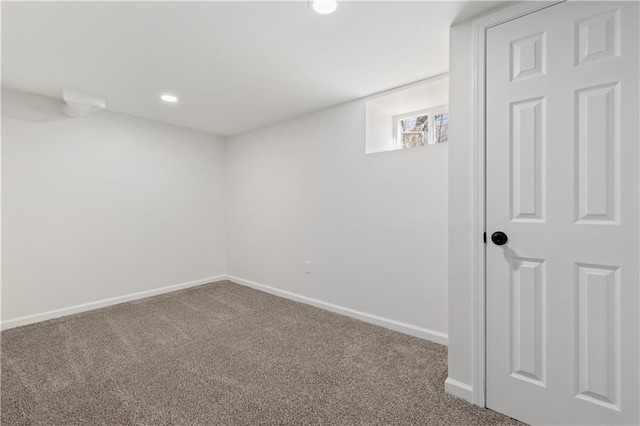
[491,231,508,246]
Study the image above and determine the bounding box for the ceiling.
[2,1,503,136]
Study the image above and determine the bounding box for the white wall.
[226,94,449,341]
[1,89,227,324]
[2,84,449,342]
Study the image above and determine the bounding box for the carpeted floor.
[2,280,522,425]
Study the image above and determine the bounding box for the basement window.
[364,76,449,154]
[393,106,448,149]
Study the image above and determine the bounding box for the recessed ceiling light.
[311,0,337,15]
[160,94,178,103]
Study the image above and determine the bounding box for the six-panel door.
[486,2,639,424]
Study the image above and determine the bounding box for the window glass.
[433,113,449,144]
[398,113,429,148]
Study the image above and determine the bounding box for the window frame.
[392,104,449,149]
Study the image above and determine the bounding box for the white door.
[486,2,639,424]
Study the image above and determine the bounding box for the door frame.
[470,0,564,407]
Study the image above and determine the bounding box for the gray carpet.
[2,280,521,425]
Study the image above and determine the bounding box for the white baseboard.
[445,377,474,403]
[1,275,227,331]
[226,275,449,346]
[3,274,450,348]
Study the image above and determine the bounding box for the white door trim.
[470,0,564,407]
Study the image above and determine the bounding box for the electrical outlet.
[305,261,312,274]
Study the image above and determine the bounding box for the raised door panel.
[576,83,620,224]
[576,263,621,411]
[511,258,546,387]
